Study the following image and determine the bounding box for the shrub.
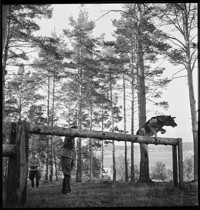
[150,161,167,181]
[183,156,194,181]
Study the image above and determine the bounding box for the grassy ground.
[10,178,197,207]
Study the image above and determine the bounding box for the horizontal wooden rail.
[29,124,180,146]
[3,144,16,157]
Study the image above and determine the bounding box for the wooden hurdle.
[3,121,29,207]
[3,121,183,207]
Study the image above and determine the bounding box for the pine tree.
[31,31,64,182]
[5,64,44,122]
[63,6,97,182]
[112,3,172,182]
[155,3,198,182]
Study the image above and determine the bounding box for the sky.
[34,4,198,144]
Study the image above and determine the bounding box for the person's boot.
[36,179,39,188]
[65,175,71,193]
[31,180,34,188]
[62,177,66,194]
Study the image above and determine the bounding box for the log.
[29,124,180,146]
[3,144,16,157]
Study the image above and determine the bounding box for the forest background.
[2,3,198,183]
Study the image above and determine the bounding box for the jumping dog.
[136,115,177,141]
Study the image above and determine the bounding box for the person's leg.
[31,179,34,188]
[65,174,71,193]
[61,157,72,194]
[36,180,39,187]
[62,177,66,194]
[30,171,35,188]
[31,171,35,188]
[35,170,40,188]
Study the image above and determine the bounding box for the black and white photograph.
[2,2,198,207]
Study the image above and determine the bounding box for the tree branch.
[172,75,187,80]
[162,33,186,52]
[164,11,184,36]
[191,57,197,72]
[171,68,186,77]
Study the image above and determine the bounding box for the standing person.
[59,126,77,194]
[29,151,41,188]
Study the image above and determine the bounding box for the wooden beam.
[3,144,16,157]
[29,124,179,146]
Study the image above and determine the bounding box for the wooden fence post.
[177,138,183,189]
[5,122,18,207]
[16,121,29,205]
[172,145,178,187]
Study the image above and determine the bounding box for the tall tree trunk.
[68,101,71,127]
[2,9,10,153]
[54,153,59,181]
[110,74,116,181]
[50,70,55,183]
[19,92,22,121]
[89,83,93,181]
[123,73,128,182]
[76,66,83,182]
[136,4,151,182]
[2,6,10,148]
[130,53,135,182]
[182,6,198,181]
[2,5,9,53]
[101,103,104,180]
[45,73,50,182]
[187,67,198,181]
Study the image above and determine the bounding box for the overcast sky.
[35,4,198,144]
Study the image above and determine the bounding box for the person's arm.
[36,157,41,167]
[29,157,33,167]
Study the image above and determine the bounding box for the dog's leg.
[149,126,158,142]
[138,128,146,136]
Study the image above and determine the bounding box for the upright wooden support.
[172,145,178,187]
[16,121,29,205]
[3,144,16,156]
[6,123,18,207]
[177,138,183,188]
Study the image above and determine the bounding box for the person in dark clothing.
[59,126,77,194]
[29,151,41,188]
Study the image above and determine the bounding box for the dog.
[136,115,177,141]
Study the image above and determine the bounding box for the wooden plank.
[177,138,183,189]
[172,145,178,187]
[3,144,16,156]
[16,121,29,205]
[6,123,18,207]
[29,124,179,146]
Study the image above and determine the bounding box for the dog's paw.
[155,137,158,145]
[161,130,166,134]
